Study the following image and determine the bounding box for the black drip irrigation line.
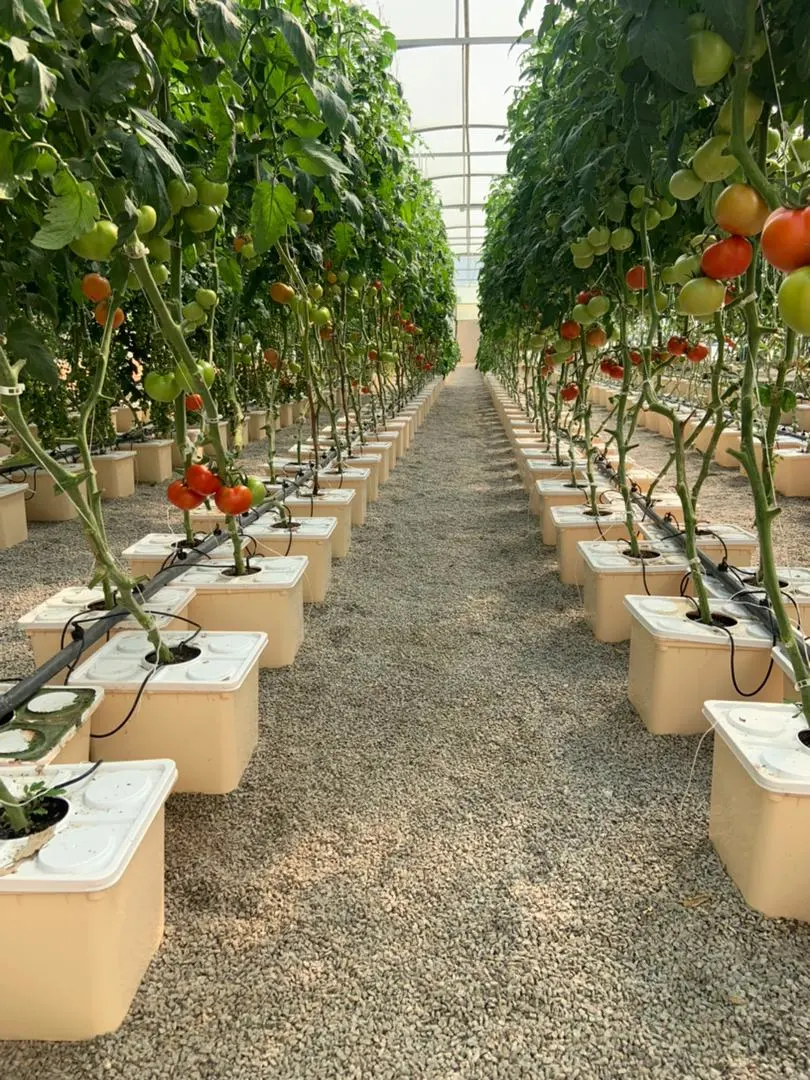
[0,450,337,717]
[0,382,434,716]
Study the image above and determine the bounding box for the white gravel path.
[5,366,810,1079]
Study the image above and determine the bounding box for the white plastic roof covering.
[374,0,530,258]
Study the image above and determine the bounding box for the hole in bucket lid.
[584,509,612,518]
[686,611,738,629]
[220,565,262,578]
[621,548,662,561]
[798,730,810,749]
[144,642,202,666]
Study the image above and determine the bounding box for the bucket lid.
[18,585,195,630]
[173,554,307,590]
[624,596,774,648]
[704,700,810,795]
[70,630,267,691]
[0,759,177,892]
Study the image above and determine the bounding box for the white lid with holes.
[245,516,336,540]
[578,540,689,574]
[551,504,638,527]
[0,759,177,891]
[536,480,608,497]
[623,595,774,648]
[0,483,28,497]
[122,533,249,562]
[172,555,306,591]
[18,586,195,630]
[69,631,266,691]
[639,521,757,545]
[265,485,355,505]
[704,700,810,795]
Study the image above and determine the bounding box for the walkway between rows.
[9,365,810,1080]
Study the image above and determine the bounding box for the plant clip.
[0,384,25,397]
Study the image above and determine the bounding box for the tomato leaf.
[6,319,59,386]
[0,0,52,36]
[250,180,296,254]
[700,0,748,53]
[332,222,355,262]
[32,171,99,250]
[15,54,57,113]
[197,0,241,54]
[217,253,243,294]
[266,7,316,87]
[314,80,349,140]
[627,0,695,94]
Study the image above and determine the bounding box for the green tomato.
[690,30,734,87]
[591,242,611,256]
[246,475,267,507]
[152,264,169,286]
[572,303,591,324]
[34,151,57,175]
[573,253,594,269]
[308,283,324,301]
[296,208,315,226]
[570,239,593,260]
[545,211,561,229]
[610,227,634,252]
[349,273,366,290]
[673,252,702,281]
[182,301,206,323]
[644,208,661,231]
[676,277,726,317]
[337,269,350,285]
[629,185,646,209]
[127,270,142,291]
[716,92,764,137]
[70,220,118,261]
[199,361,216,387]
[692,135,738,183]
[778,268,810,335]
[311,306,331,327]
[240,333,253,346]
[167,178,197,214]
[767,128,781,155]
[587,295,610,318]
[587,226,611,248]
[654,291,668,313]
[554,338,573,358]
[144,371,179,403]
[147,235,171,262]
[239,242,255,259]
[183,205,220,233]
[656,199,676,220]
[792,137,810,163]
[669,169,704,201]
[661,265,680,286]
[194,178,229,207]
[136,205,157,236]
[195,288,218,310]
[59,0,83,22]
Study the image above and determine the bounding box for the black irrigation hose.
[0,385,432,715]
[0,449,337,715]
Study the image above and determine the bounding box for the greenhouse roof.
[375,0,530,259]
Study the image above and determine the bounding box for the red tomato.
[700,235,753,280]
[687,343,710,362]
[599,358,614,375]
[81,273,111,303]
[629,349,643,366]
[215,484,253,515]
[185,394,203,412]
[576,290,592,305]
[361,385,371,394]
[167,480,204,510]
[94,303,125,328]
[560,320,580,340]
[586,327,607,348]
[368,349,378,361]
[608,363,625,380]
[667,335,688,355]
[561,383,579,402]
[185,463,222,497]
[761,208,810,273]
[263,347,281,368]
[625,265,647,291]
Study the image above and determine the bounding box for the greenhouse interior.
[2,0,810,1074]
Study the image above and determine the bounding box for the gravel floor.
[5,366,810,1079]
